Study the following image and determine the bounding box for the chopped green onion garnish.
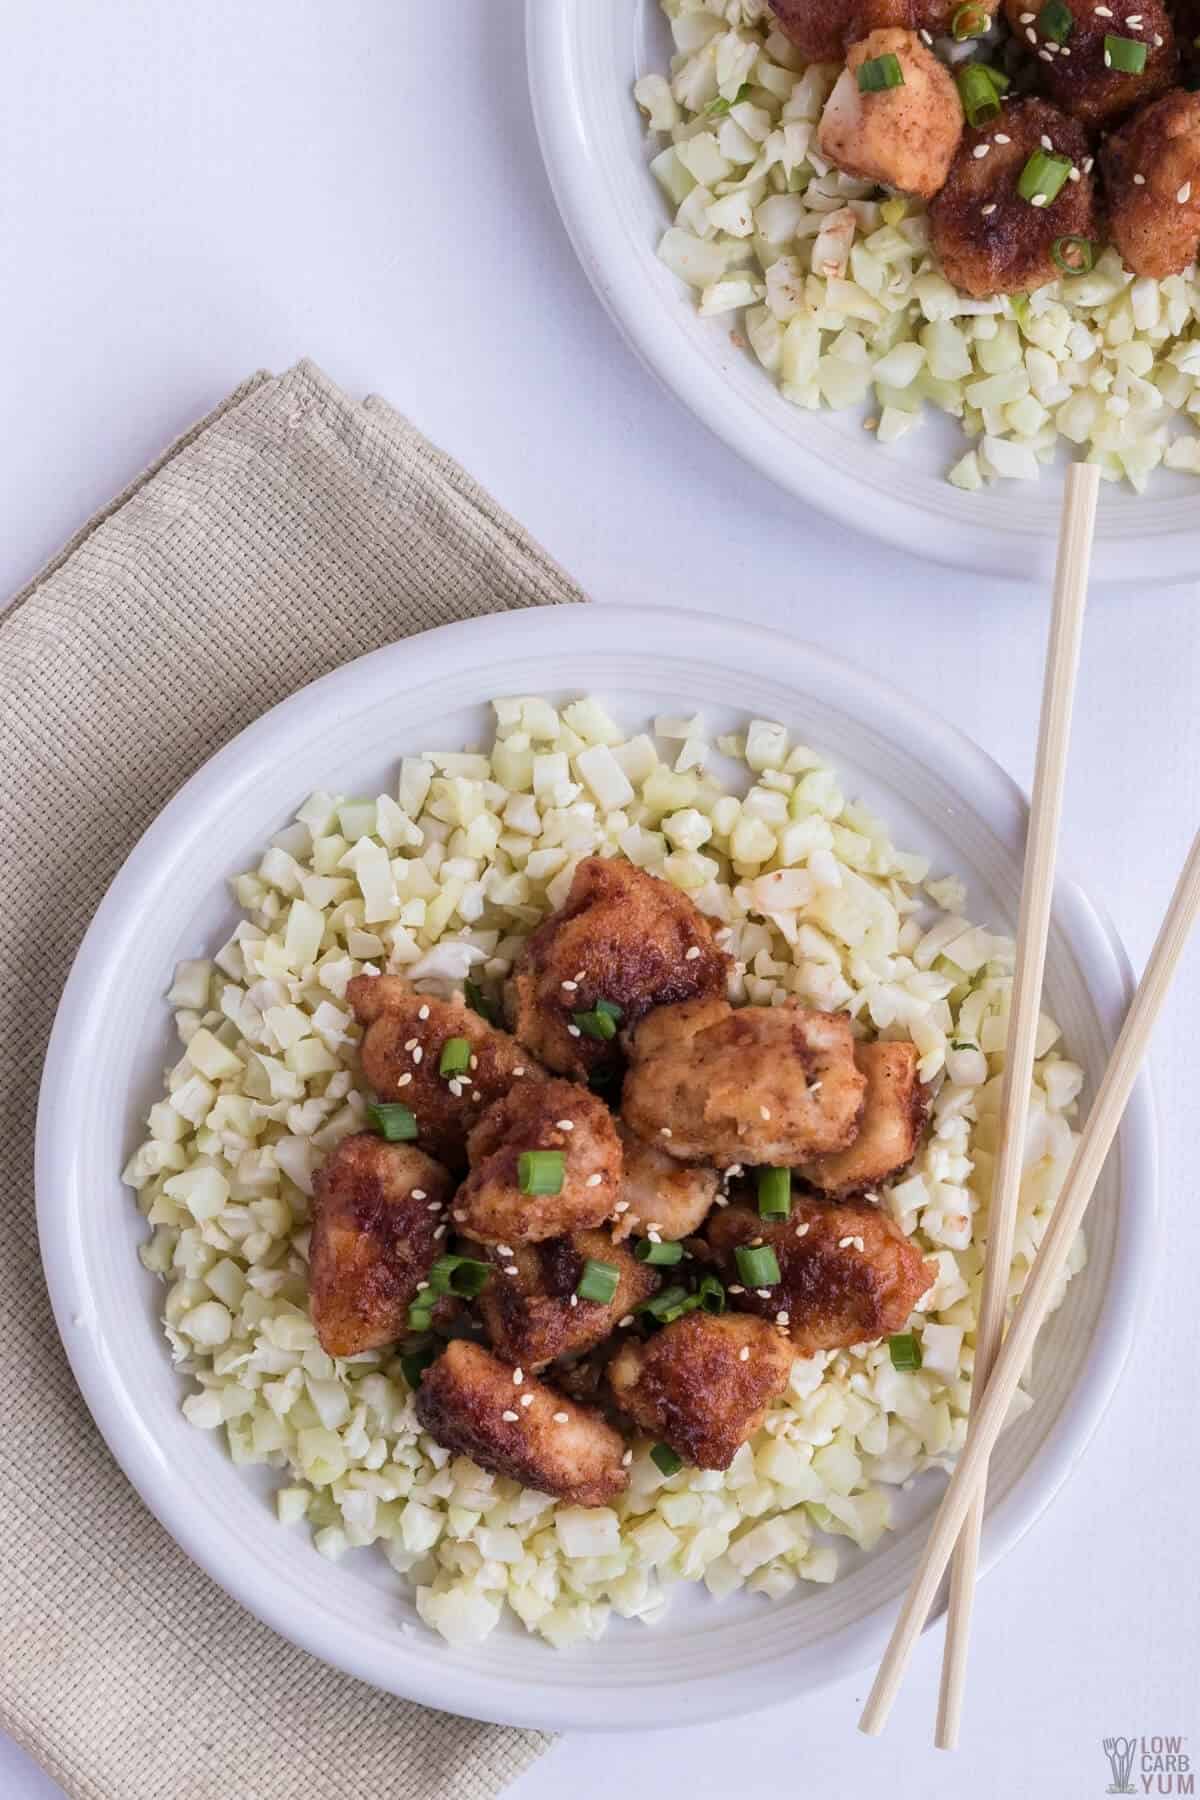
[889,1331,923,1371]
[1104,32,1147,72]
[735,1244,782,1287]
[957,64,1003,128]
[406,1298,436,1331]
[428,1253,492,1298]
[697,1272,726,1316]
[595,997,623,1021]
[366,1100,418,1142]
[438,1036,471,1077]
[464,978,500,1026]
[757,1166,792,1219]
[650,1442,683,1476]
[576,1258,621,1304]
[519,1149,565,1195]
[1017,148,1072,205]
[857,52,904,93]
[951,2,990,37]
[705,81,752,115]
[638,1284,691,1322]
[400,1345,438,1388]
[634,1237,685,1266]
[1037,0,1074,42]
[1052,234,1095,273]
[573,1008,618,1041]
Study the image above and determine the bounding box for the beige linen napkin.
[0,359,583,1800]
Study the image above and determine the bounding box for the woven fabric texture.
[0,359,583,1800]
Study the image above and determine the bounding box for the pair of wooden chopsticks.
[860,463,1200,1746]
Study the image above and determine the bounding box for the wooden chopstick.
[934,461,1099,1749]
[860,824,1200,1738]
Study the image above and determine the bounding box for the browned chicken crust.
[507,856,728,1082]
[455,1077,623,1245]
[1004,0,1176,132]
[415,1338,628,1506]
[608,1313,794,1470]
[309,1134,453,1357]
[612,1124,721,1243]
[802,1040,929,1198]
[818,31,964,200]
[1103,88,1200,277]
[347,975,542,1172]
[470,1228,658,1369]
[705,1196,934,1355]
[929,99,1098,297]
[768,0,996,61]
[621,996,866,1168]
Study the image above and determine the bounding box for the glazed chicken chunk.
[622,996,866,1168]
[929,99,1098,297]
[612,1124,721,1243]
[705,1195,934,1355]
[1004,0,1176,132]
[347,975,541,1172]
[608,1312,794,1470]
[469,1228,658,1370]
[309,1134,453,1357]
[454,1076,623,1245]
[801,1040,929,1198]
[507,856,728,1083]
[415,1338,628,1506]
[818,30,964,201]
[768,0,997,62]
[1103,89,1200,278]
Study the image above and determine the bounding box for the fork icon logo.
[1104,1738,1138,1794]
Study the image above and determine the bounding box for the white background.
[1,3,1197,1796]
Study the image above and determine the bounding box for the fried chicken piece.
[705,1195,934,1355]
[768,0,996,61]
[469,1228,658,1370]
[1004,0,1176,132]
[929,99,1098,297]
[1103,89,1200,278]
[802,1040,929,1198]
[507,856,728,1083]
[414,1338,628,1505]
[612,1124,721,1243]
[621,996,866,1168]
[454,1077,622,1245]
[347,974,541,1173]
[608,1313,794,1470]
[818,30,964,200]
[309,1134,453,1357]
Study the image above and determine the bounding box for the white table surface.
[2,3,1197,1796]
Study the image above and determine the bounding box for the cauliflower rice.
[123,696,1086,1649]
[636,0,1200,491]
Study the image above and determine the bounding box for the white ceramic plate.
[37,606,1154,1731]
[526,0,1200,582]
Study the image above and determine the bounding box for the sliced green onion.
[1037,0,1074,42]
[366,1100,418,1142]
[734,1244,782,1287]
[400,1345,438,1388]
[1017,148,1072,205]
[889,1331,923,1371]
[576,1258,621,1304]
[573,1008,618,1041]
[428,1253,492,1298]
[697,1272,726,1316]
[1104,32,1147,72]
[857,52,904,92]
[650,1442,683,1476]
[464,978,500,1026]
[634,1238,685,1266]
[406,1298,437,1331]
[638,1283,690,1322]
[1052,234,1095,273]
[757,1166,792,1219]
[519,1149,565,1195]
[595,997,623,1022]
[957,64,1002,128]
[438,1035,471,1077]
[951,2,990,37]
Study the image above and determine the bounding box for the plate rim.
[35,603,1157,1730]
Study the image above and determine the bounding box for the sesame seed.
[569,1294,579,1307]
[416,1281,430,1292]
[472,1091,482,1102]
[1083,156,1094,172]
[513,1065,526,1077]
[1025,25,1038,40]
[776,1310,790,1327]
[396,1071,412,1087]
[557,1118,574,1131]
[469,1055,478,1070]
[567,1024,581,1037]
[1040,134,1053,150]
[418,1004,430,1020]
[513,1368,524,1384]
[504,1264,519,1275]
[618,1314,635,1328]
[756,1287,771,1299]
[1095,4,1112,14]
[972,144,989,160]
[453,1209,467,1222]
[838,1236,855,1248]
[760,1105,771,1120]
[920,25,932,40]
[648,1230,662,1245]
[751,1237,763,1247]
[982,202,998,216]
[520,1392,535,1408]
[738,1346,750,1362]
[433,1224,445,1239]
[615,1200,630,1214]
[574,970,585,982]
[1038,46,1053,58]
[586,1172,603,1187]
[1031,192,1049,205]
[1068,167,1080,181]
[685,945,701,960]
[1059,42,1070,52]
[553,1411,569,1424]
[404,1037,418,1051]
[502,1409,519,1422]
[1133,172,1146,185]
[1126,10,1141,20]
[622,1449,633,1466]
[425,1201,441,1212]
[728,1284,745,1294]
[1019,8,1034,17]
[448,1080,462,1097]
[726,1164,743,1178]
[853,1236,866,1252]
[412,1188,426,1201]
[497,1243,513,1256]
[411,1046,423,1064]
[561,980,578,992]
[995,132,1010,144]
[660,1126,672,1137]
[1154,31,1163,44]
[795,1222,810,1237]
[1180,182,1193,204]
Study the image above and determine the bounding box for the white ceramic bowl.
[37,606,1154,1731]
[526,0,1200,583]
